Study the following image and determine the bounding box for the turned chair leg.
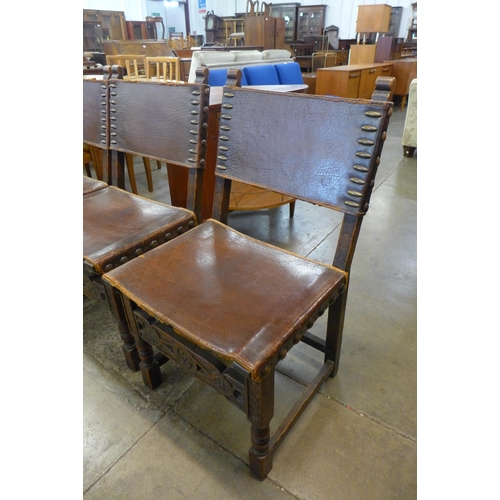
[403,146,416,158]
[103,281,140,372]
[247,371,275,480]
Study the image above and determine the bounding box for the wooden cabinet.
[316,63,392,99]
[126,21,149,40]
[83,9,127,51]
[245,16,285,50]
[269,3,300,42]
[297,5,327,38]
[356,4,391,33]
[384,57,416,107]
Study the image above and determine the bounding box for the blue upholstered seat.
[274,62,304,85]
[208,68,248,86]
[243,65,280,85]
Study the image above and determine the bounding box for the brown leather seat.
[103,70,393,480]
[84,186,196,275]
[83,67,209,371]
[83,176,107,195]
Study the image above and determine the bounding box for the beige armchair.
[402,78,417,157]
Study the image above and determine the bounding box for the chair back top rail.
[214,68,393,220]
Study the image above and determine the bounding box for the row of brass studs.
[216,92,235,171]
[187,90,201,164]
[99,84,107,145]
[102,220,196,273]
[344,110,383,209]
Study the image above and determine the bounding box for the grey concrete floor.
[83,103,416,499]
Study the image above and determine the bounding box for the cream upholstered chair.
[402,78,417,157]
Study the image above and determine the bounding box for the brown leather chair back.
[214,71,392,213]
[83,78,108,150]
[106,67,209,220]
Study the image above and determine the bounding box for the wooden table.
[167,84,308,220]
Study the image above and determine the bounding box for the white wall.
[83,0,414,42]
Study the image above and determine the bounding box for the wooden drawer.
[358,64,391,98]
[316,68,361,97]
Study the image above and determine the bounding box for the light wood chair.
[146,56,181,82]
[105,54,147,79]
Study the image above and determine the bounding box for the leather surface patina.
[83,176,108,195]
[104,219,346,377]
[83,186,196,274]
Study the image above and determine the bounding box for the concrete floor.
[83,104,417,499]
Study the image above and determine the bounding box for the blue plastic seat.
[274,62,304,85]
[243,65,280,85]
[208,68,248,86]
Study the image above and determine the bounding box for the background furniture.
[296,5,327,38]
[125,21,149,40]
[316,62,392,99]
[187,49,293,83]
[386,57,417,109]
[245,15,286,50]
[402,78,417,157]
[83,9,127,52]
[269,2,300,42]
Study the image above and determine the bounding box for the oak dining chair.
[102,68,393,479]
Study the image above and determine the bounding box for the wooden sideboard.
[384,57,417,109]
[316,63,392,99]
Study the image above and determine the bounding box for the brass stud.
[347,190,363,197]
[350,177,365,185]
[220,114,232,120]
[356,151,372,159]
[353,165,369,172]
[218,145,228,151]
[219,135,229,141]
[104,264,114,272]
[135,248,143,257]
[120,256,128,265]
[361,125,378,132]
[261,365,272,378]
[165,232,172,241]
[293,333,302,344]
[345,200,360,207]
[278,348,288,361]
[220,125,230,131]
[358,139,374,146]
[177,226,184,235]
[150,240,158,249]
[216,165,226,170]
[365,111,382,118]
[307,318,315,329]
[188,220,195,229]
[189,130,198,135]
[217,155,227,161]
